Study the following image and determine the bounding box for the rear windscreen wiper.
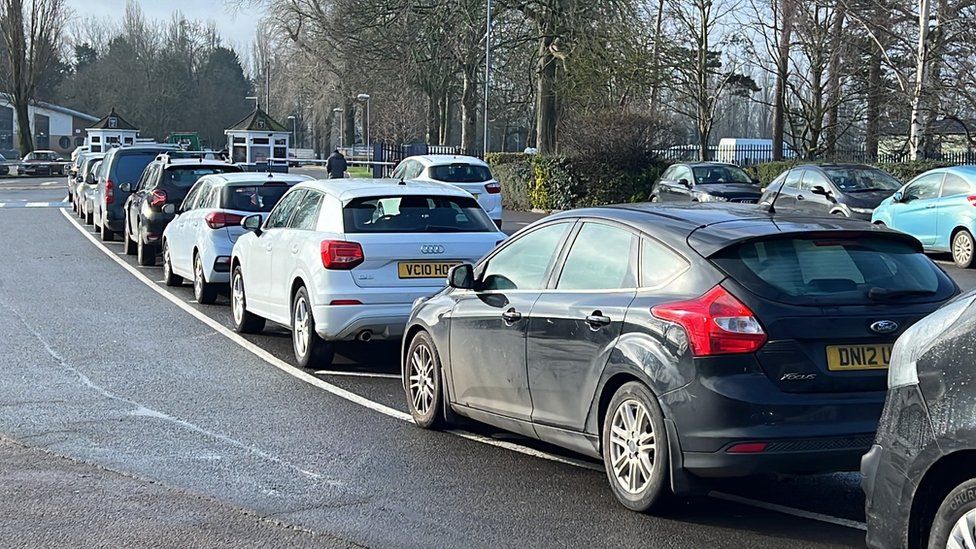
[868,287,938,300]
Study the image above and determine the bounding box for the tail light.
[149,189,168,207]
[104,179,114,205]
[205,212,245,229]
[651,285,767,356]
[727,442,768,454]
[484,181,501,194]
[967,195,976,206]
[320,240,364,270]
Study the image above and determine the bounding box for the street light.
[484,0,492,156]
[333,107,344,149]
[356,93,370,161]
[287,115,297,148]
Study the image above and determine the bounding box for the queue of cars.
[56,144,975,547]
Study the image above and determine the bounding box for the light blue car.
[872,166,976,268]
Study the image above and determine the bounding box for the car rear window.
[711,236,954,305]
[429,164,493,183]
[163,166,239,188]
[113,152,163,183]
[343,195,496,233]
[220,184,291,213]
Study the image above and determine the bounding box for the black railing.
[650,145,976,166]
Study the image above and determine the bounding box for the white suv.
[391,155,503,228]
[230,178,507,367]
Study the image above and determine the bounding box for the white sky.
[65,0,261,51]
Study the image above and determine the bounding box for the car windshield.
[29,152,59,161]
[163,166,239,188]
[693,165,754,185]
[220,184,291,212]
[823,167,901,192]
[711,235,953,306]
[429,164,493,183]
[344,195,496,233]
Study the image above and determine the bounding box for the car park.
[78,159,104,225]
[861,291,976,549]
[71,154,104,214]
[392,155,503,228]
[760,164,901,220]
[120,155,241,266]
[19,150,66,176]
[92,144,179,242]
[161,172,311,304]
[872,166,976,268]
[230,178,506,367]
[402,203,958,512]
[650,162,762,203]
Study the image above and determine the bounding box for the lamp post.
[484,0,492,156]
[333,107,344,149]
[356,93,370,161]
[287,115,297,148]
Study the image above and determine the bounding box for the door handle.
[585,311,612,328]
[291,245,300,254]
[796,194,805,201]
[502,308,522,323]
[265,244,273,253]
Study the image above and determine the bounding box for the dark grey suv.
[93,145,177,242]
[402,204,958,512]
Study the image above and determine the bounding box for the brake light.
[967,195,976,206]
[320,240,364,270]
[651,285,767,356]
[727,442,768,454]
[104,179,114,205]
[484,181,501,194]
[205,211,245,229]
[329,299,363,306]
[149,189,168,207]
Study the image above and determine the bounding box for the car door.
[795,169,834,216]
[890,173,945,246]
[665,166,695,202]
[168,180,205,276]
[181,181,215,275]
[770,168,804,212]
[526,221,638,435]
[247,188,306,314]
[448,221,575,430]
[127,165,155,236]
[934,173,975,250]
[270,190,324,322]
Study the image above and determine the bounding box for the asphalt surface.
[3,173,973,547]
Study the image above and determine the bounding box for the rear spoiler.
[687,223,924,258]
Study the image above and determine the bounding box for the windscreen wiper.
[867,287,938,300]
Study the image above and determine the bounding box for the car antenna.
[765,165,794,215]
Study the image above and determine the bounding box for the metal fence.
[650,144,976,167]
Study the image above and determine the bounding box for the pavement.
[1,174,972,547]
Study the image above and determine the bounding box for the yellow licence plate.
[397,261,460,279]
[826,344,893,371]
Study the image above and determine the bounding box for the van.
[716,138,796,166]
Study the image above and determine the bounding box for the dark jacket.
[326,151,348,179]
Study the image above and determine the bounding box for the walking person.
[326,148,348,179]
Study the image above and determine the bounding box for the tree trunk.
[823,3,846,157]
[14,99,33,156]
[535,34,558,154]
[772,0,793,161]
[649,0,666,111]
[460,62,478,151]
[909,0,932,161]
[865,48,882,160]
[344,101,356,149]
[426,92,440,145]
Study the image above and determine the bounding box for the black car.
[19,150,65,176]
[402,203,958,512]
[651,162,763,203]
[760,164,902,220]
[862,292,976,548]
[93,145,179,242]
[121,155,241,265]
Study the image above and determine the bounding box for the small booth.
[225,108,290,172]
[85,108,139,153]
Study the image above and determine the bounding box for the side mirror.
[242,214,263,236]
[162,204,176,215]
[119,182,131,193]
[678,178,691,188]
[86,174,95,184]
[75,175,83,183]
[893,191,904,203]
[811,185,832,198]
[447,263,476,290]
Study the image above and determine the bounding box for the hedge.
[746,160,955,187]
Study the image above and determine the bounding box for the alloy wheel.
[163,246,173,280]
[231,273,245,326]
[947,509,976,549]
[194,257,204,298]
[293,297,310,358]
[954,233,973,266]
[608,399,657,495]
[408,343,436,416]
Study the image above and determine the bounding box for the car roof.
[673,162,742,169]
[942,165,976,177]
[407,155,488,167]
[545,203,922,257]
[158,158,235,170]
[295,178,473,202]
[200,172,313,186]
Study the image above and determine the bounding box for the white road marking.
[0,201,69,208]
[313,370,401,379]
[59,208,867,532]
[40,181,60,186]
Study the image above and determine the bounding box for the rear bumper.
[311,302,413,340]
[682,436,873,477]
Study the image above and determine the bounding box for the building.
[85,108,140,153]
[225,108,290,172]
[0,94,98,158]
[880,118,976,155]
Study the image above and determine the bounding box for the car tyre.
[136,230,156,266]
[928,478,976,548]
[193,253,219,305]
[404,331,450,429]
[952,230,975,269]
[291,286,334,369]
[123,217,137,255]
[99,218,115,241]
[230,266,265,334]
[162,242,183,287]
[602,382,671,513]
[85,208,93,225]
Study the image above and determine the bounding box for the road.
[2,173,972,547]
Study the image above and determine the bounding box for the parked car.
[93,145,181,242]
[230,178,507,367]
[392,155,503,228]
[20,150,65,176]
[79,159,104,225]
[760,164,902,220]
[161,172,311,304]
[862,291,976,548]
[121,155,242,266]
[872,166,976,268]
[402,203,959,512]
[651,162,762,203]
[71,153,104,214]
[0,153,8,176]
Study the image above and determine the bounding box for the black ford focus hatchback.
[401,203,958,512]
